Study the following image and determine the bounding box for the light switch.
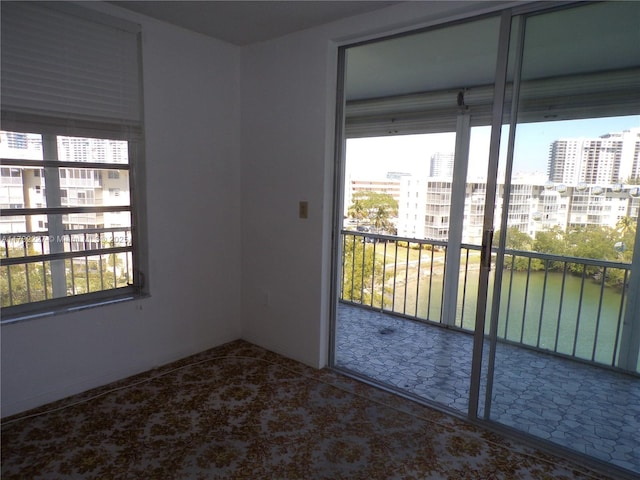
[299,201,308,219]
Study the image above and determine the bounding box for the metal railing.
[339,230,636,373]
[1,227,133,308]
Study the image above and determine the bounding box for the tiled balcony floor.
[335,303,640,474]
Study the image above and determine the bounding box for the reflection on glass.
[57,136,128,164]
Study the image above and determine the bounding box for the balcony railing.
[340,230,637,373]
[1,227,133,308]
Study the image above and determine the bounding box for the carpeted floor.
[1,340,618,479]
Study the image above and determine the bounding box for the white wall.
[1,6,242,417]
[2,0,514,417]
[239,1,511,368]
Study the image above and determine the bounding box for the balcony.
[336,230,640,474]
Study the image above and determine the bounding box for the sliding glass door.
[482,3,640,472]
[334,15,501,413]
[332,1,639,475]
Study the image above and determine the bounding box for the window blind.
[1,2,142,133]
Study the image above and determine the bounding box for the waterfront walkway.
[335,303,640,474]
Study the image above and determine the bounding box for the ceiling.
[112,1,399,46]
[345,1,640,101]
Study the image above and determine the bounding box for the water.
[391,268,633,370]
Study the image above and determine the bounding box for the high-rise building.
[0,132,130,234]
[548,128,640,185]
[430,152,454,178]
[398,176,639,243]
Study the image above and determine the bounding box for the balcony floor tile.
[335,303,640,475]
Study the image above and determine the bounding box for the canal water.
[392,269,634,370]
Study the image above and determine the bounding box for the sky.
[345,115,640,182]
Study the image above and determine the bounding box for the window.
[1,3,146,320]
[1,131,140,314]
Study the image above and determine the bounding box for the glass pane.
[335,14,501,415]
[1,132,135,310]
[486,2,640,475]
[0,131,43,160]
[57,136,128,164]
[1,261,53,307]
[65,251,132,296]
[58,168,130,207]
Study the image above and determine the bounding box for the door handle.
[481,229,494,270]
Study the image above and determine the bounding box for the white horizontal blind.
[1,2,141,130]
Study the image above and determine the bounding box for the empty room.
[2,1,639,478]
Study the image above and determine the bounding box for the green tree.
[66,256,127,295]
[495,227,535,271]
[2,244,129,306]
[347,200,366,228]
[616,216,637,237]
[605,216,637,288]
[347,192,398,234]
[533,226,568,271]
[565,226,619,277]
[341,235,392,307]
[1,244,52,307]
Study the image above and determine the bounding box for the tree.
[494,227,535,271]
[1,244,52,307]
[347,191,398,234]
[533,226,567,271]
[616,216,637,237]
[372,206,394,234]
[341,235,392,308]
[347,200,366,228]
[565,225,619,277]
[1,244,129,306]
[606,216,637,288]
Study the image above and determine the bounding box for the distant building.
[548,128,640,185]
[430,152,454,178]
[0,132,130,234]
[398,177,639,243]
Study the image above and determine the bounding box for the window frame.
[0,125,148,322]
[1,2,148,321]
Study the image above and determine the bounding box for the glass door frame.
[329,3,528,414]
[479,3,640,421]
[329,0,640,421]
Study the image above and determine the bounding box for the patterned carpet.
[1,340,617,479]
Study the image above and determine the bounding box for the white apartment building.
[398,177,639,243]
[343,171,409,220]
[395,128,640,242]
[548,128,640,185]
[0,132,130,234]
[430,152,454,178]
[398,175,428,238]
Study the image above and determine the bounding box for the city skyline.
[345,115,640,183]
[344,120,640,246]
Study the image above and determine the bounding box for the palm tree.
[616,216,636,236]
[348,200,365,228]
[372,206,392,234]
